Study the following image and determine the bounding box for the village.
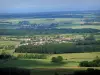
[18,35,84,46]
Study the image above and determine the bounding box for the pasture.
[0,52,100,68]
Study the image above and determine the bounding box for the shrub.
[79,61,89,67]
[0,53,13,60]
[79,57,100,67]
[57,56,63,62]
[52,57,57,62]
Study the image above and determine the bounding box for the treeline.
[0,29,99,35]
[0,53,16,60]
[15,43,76,53]
[55,68,100,75]
[73,68,100,75]
[79,57,100,67]
[0,54,12,60]
[76,40,100,45]
[15,43,100,53]
[17,54,47,59]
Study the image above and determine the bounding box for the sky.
[0,0,100,13]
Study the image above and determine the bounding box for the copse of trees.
[74,68,100,75]
[79,57,100,67]
[0,54,12,60]
[0,52,15,60]
[51,56,63,63]
[76,40,100,45]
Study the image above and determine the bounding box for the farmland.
[0,11,100,75]
[0,18,100,30]
[0,52,100,68]
[0,35,100,68]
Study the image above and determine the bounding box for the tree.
[52,57,57,62]
[57,56,63,62]
[51,56,63,63]
[79,57,100,67]
[79,61,89,67]
[85,34,95,41]
[0,53,12,60]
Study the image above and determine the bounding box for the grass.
[48,52,100,61]
[0,41,20,46]
[0,41,20,54]
[30,67,100,75]
[0,52,100,69]
[0,59,66,68]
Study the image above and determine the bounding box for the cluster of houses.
[19,35,84,46]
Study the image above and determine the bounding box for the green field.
[0,41,20,45]
[0,52,100,69]
[0,40,20,53]
[30,68,100,75]
[5,18,81,24]
[56,24,100,30]
[0,18,100,30]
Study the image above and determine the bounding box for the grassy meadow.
[0,52,100,68]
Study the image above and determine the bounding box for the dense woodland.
[15,40,100,53]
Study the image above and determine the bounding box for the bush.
[79,57,100,67]
[51,56,63,63]
[0,53,13,60]
[57,56,63,62]
[74,68,100,75]
[52,57,57,62]
[79,61,89,67]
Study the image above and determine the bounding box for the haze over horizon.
[0,0,100,14]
